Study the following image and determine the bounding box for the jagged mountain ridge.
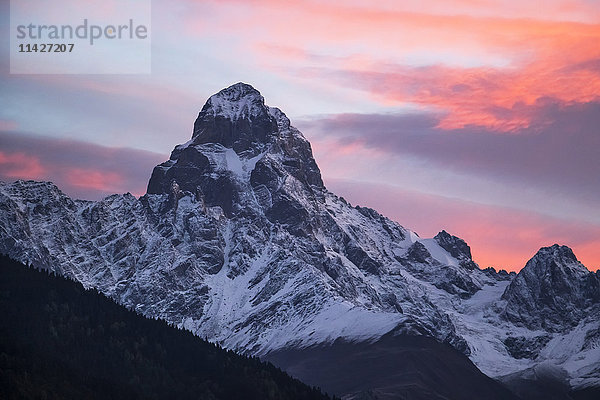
[0,83,598,392]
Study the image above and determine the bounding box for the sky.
[1,0,599,271]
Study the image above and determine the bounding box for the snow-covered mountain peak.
[2,83,599,391]
[202,82,266,120]
[189,82,280,156]
[212,82,262,101]
[147,84,324,217]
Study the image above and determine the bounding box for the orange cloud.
[337,57,600,131]
[204,0,600,131]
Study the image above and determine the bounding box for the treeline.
[0,254,334,400]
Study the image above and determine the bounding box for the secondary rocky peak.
[509,244,590,289]
[434,230,472,259]
[501,244,598,331]
[434,230,478,270]
[528,244,583,271]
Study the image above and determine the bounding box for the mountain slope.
[264,334,518,400]
[0,254,332,400]
[0,83,598,395]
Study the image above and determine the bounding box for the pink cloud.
[64,168,126,193]
[0,132,166,200]
[0,151,45,180]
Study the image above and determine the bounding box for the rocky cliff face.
[1,83,598,391]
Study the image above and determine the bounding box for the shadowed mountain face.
[264,334,518,400]
[0,83,599,397]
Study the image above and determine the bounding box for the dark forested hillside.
[0,255,332,400]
